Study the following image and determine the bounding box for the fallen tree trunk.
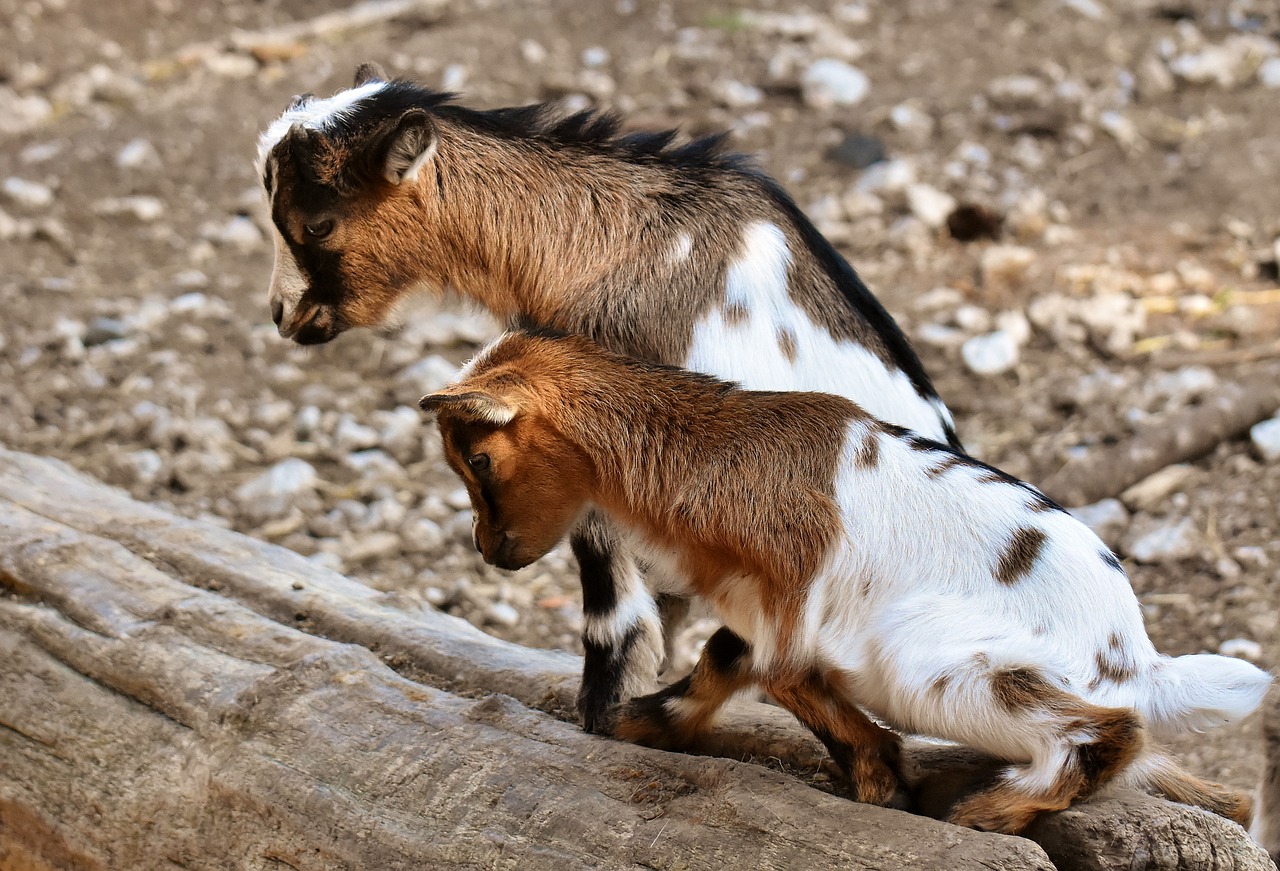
[0,447,1269,871]
[1040,363,1280,506]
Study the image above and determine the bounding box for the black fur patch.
[1100,549,1124,572]
[702,627,749,673]
[570,527,618,617]
[902,435,1066,513]
[579,626,640,734]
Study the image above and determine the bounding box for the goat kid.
[257,64,959,732]
[1255,688,1280,862]
[420,329,1271,835]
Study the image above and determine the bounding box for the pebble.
[1260,57,1280,89]
[961,330,1020,376]
[116,138,161,169]
[3,177,54,209]
[828,133,886,170]
[333,414,380,453]
[83,317,131,346]
[341,531,402,563]
[710,79,763,108]
[92,195,165,222]
[0,87,53,135]
[1217,638,1263,661]
[376,405,425,461]
[397,355,458,395]
[1068,498,1130,541]
[1123,516,1201,564]
[235,458,320,522]
[802,59,870,109]
[1120,464,1196,511]
[854,158,914,198]
[401,517,446,554]
[520,39,547,65]
[484,601,521,627]
[214,215,264,251]
[987,74,1050,109]
[906,183,956,229]
[124,449,164,486]
[980,245,1036,288]
[1249,414,1280,462]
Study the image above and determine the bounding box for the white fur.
[711,419,1271,779]
[670,233,693,263]
[684,222,953,442]
[255,81,390,170]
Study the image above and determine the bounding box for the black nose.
[271,299,284,326]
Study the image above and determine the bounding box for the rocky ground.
[1,0,1278,798]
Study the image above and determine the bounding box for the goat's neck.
[429,128,650,323]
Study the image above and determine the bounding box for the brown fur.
[994,527,1047,585]
[950,666,1144,833]
[1258,687,1280,857]
[426,331,857,660]
[1139,751,1255,829]
[777,327,798,362]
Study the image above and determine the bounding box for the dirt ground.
[1,0,1278,806]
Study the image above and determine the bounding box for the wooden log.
[0,447,1270,871]
[1039,364,1280,506]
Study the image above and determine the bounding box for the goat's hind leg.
[613,627,752,750]
[572,511,665,734]
[766,669,911,811]
[946,667,1144,834]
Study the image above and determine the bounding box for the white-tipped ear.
[382,109,438,185]
[419,390,517,426]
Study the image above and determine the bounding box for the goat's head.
[257,63,443,344]
[420,339,596,569]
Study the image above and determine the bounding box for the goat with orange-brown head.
[423,329,1270,835]
[257,64,966,734]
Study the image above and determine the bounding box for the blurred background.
[0,0,1277,793]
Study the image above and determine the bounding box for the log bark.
[0,447,1269,871]
[1040,364,1280,506]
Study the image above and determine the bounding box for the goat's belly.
[683,307,950,442]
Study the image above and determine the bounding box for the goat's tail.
[1252,687,1280,862]
[1119,750,1254,828]
[1132,653,1270,741]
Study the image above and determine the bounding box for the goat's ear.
[380,109,438,185]
[353,62,388,88]
[419,390,518,426]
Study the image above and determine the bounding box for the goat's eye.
[466,453,490,472]
[304,219,334,239]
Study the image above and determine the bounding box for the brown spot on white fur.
[777,327,798,362]
[994,527,1046,586]
[722,301,750,327]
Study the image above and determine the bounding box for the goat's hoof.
[578,687,622,736]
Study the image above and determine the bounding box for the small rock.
[828,133,886,170]
[341,531,402,563]
[236,458,320,522]
[0,87,53,135]
[116,138,161,169]
[840,189,884,219]
[854,158,914,198]
[987,74,1050,109]
[961,330,1020,376]
[802,59,870,109]
[376,405,425,461]
[889,102,934,145]
[906,183,956,229]
[954,305,993,333]
[3,177,54,209]
[123,449,164,486]
[484,601,521,627]
[213,215,264,251]
[709,79,763,108]
[1249,414,1280,462]
[581,46,610,68]
[83,317,131,347]
[1217,638,1262,661]
[980,245,1036,288]
[1120,464,1196,511]
[1123,516,1201,564]
[520,39,547,65]
[994,310,1031,346]
[397,355,458,395]
[333,415,380,453]
[1068,498,1130,541]
[401,517,446,554]
[946,204,1003,242]
[1260,57,1280,89]
[202,52,258,78]
[1060,0,1106,20]
[92,195,165,222]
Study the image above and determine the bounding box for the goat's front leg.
[613,627,753,751]
[765,669,912,811]
[572,511,665,734]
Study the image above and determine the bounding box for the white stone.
[203,53,257,78]
[905,183,956,229]
[915,322,966,348]
[124,449,164,485]
[92,195,165,222]
[116,138,161,169]
[1217,638,1262,662]
[484,602,521,627]
[961,330,1019,376]
[1061,0,1105,19]
[0,87,53,135]
[1249,415,1280,462]
[1068,498,1130,540]
[994,310,1032,346]
[854,159,914,197]
[1098,111,1140,148]
[710,78,763,108]
[953,305,992,333]
[1260,57,1280,89]
[802,59,870,109]
[2,177,54,208]
[214,215,264,251]
[401,517,446,554]
[333,415,380,453]
[1120,464,1196,511]
[520,39,547,65]
[980,245,1036,288]
[376,405,424,461]
[397,355,458,395]
[581,46,610,68]
[1124,516,1200,564]
[987,74,1049,109]
[236,458,320,522]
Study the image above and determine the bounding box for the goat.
[420,328,1271,835]
[256,65,962,733]
[1256,688,1280,862]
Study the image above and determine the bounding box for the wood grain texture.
[0,447,1269,871]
